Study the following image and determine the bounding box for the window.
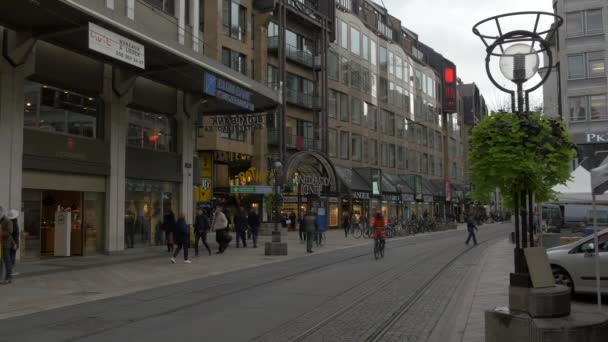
[379,46,387,73]
[223,0,246,41]
[387,111,395,136]
[24,81,100,139]
[341,56,350,86]
[415,69,422,89]
[340,92,349,121]
[267,64,278,90]
[328,50,339,80]
[366,102,377,131]
[397,146,404,169]
[588,51,605,78]
[395,56,403,80]
[144,0,175,16]
[566,12,583,36]
[341,21,348,49]
[352,134,362,161]
[590,95,608,120]
[568,54,585,79]
[222,48,247,75]
[340,131,349,159]
[389,144,395,168]
[570,96,586,121]
[379,77,388,103]
[361,66,370,93]
[352,97,362,125]
[371,73,377,98]
[362,35,369,60]
[329,129,338,157]
[381,143,388,167]
[370,139,378,165]
[328,89,338,118]
[587,9,603,34]
[567,9,604,37]
[370,39,377,65]
[128,109,176,151]
[351,62,361,90]
[350,26,360,55]
[388,51,394,75]
[422,154,429,174]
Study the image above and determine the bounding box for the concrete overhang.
[0,0,279,115]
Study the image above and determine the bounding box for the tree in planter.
[469,112,575,214]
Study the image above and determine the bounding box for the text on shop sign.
[297,175,330,195]
[88,22,145,69]
[204,72,254,111]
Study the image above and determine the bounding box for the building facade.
[547,0,608,169]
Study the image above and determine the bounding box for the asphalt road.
[0,223,511,342]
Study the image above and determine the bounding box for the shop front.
[335,166,373,224]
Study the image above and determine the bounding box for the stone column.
[103,65,135,254]
[177,91,198,223]
[0,29,34,213]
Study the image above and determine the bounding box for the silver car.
[547,228,608,294]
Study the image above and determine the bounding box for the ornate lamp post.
[472,12,563,286]
[266,159,288,255]
[396,184,403,221]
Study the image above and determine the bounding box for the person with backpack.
[194,208,212,256]
[213,206,230,254]
[0,207,15,284]
[465,216,478,246]
[247,208,260,248]
[171,213,191,264]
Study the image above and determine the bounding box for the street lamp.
[396,184,402,221]
[272,160,283,233]
[473,12,563,286]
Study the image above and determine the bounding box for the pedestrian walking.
[213,206,230,254]
[342,212,350,237]
[303,210,317,253]
[194,208,212,256]
[125,203,136,248]
[298,212,306,243]
[289,211,296,231]
[163,210,177,252]
[0,207,15,284]
[8,209,20,276]
[247,208,260,248]
[235,206,248,248]
[465,217,478,246]
[171,213,191,264]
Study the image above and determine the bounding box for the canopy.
[552,166,608,203]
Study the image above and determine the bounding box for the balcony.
[336,0,352,11]
[286,0,325,28]
[377,20,393,40]
[267,36,317,69]
[285,88,321,110]
[267,129,321,151]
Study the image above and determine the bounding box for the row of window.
[569,94,608,122]
[567,51,605,80]
[222,47,247,75]
[328,129,443,175]
[267,22,315,55]
[566,8,603,38]
[222,0,247,41]
[336,19,377,65]
[24,81,177,152]
[267,65,315,94]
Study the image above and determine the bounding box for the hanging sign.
[445,180,452,202]
[415,176,423,200]
[201,113,266,133]
[352,192,371,200]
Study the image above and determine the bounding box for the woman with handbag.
[213,206,230,254]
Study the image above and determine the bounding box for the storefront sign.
[329,197,339,203]
[88,22,145,69]
[401,194,415,202]
[196,152,213,202]
[283,196,308,203]
[204,72,255,111]
[423,195,434,203]
[352,192,371,200]
[382,194,400,202]
[213,151,252,163]
[297,175,330,196]
[201,113,265,132]
[586,133,608,143]
[230,185,273,194]
[445,180,452,202]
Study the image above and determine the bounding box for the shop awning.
[403,175,434,196]
[429,179,445,197]
[335,166,371,193]
[384,173,415,194]
[0,0,279,114]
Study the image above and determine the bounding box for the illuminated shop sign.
[204,72,255,111]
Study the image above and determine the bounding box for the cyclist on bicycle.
[371,210,386,242]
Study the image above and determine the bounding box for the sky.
[381,0,554,111]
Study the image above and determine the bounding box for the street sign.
[230,185,273,194]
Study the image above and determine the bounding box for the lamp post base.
[265,231,288,256]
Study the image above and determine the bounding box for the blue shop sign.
[204,72,255,111]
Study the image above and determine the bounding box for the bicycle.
[351,223,362,239]
[374,234,385,259]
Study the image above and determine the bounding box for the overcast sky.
[381,0,554,111]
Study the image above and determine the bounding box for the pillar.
[103,65,135,254]
[178,91,198,223]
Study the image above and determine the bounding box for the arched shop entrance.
[281,151,339,229]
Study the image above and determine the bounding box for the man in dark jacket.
[235,207,248,248]
[171,213,191,263]
[247,208,260,248]
[194,208,212,256]
[466,217,478,246]
[163,210,176,252]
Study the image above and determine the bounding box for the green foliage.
[468,112,576,209]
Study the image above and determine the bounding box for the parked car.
[547,228,608,294]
